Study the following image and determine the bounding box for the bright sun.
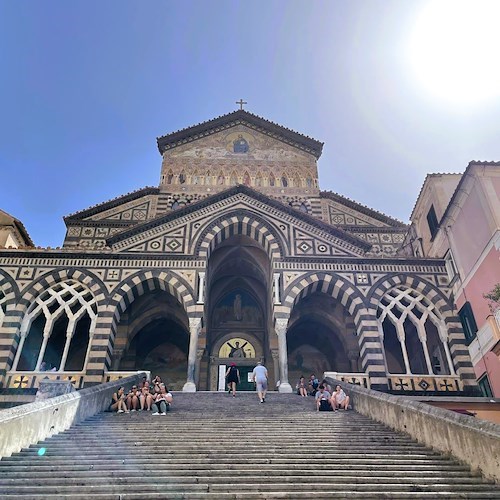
[409,0,500,105]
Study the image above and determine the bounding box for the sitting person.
[332,385,350,411]
[321,379,332,393]
[126,385,140,411]
[315,384,333,411]
[307,373,319,396]
[110,386,129,413]
[296,375,307,397]
[139,381,154,411]
[152,383,173,415]
[152,375,162,394]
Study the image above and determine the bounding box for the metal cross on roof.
[236,99,247,110]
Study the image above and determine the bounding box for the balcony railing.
[323,372,371,389]
[5,370,151,390]
[387,374,463,393]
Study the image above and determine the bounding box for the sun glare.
[410,0,500,105]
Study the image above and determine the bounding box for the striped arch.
[85,270,198,384]
[195,209,286,262]
[284,272,367,322]
[0,270,19,324]
[0,271,20,380]
[18,268,107,314]
[283,272,389,390]
[369,273,476,389]
[1,268,106,381]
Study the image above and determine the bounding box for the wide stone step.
[1,481,497,495]
[4,493,500,500]
[0,472,490,486]
[0,462,471,473]
[21,443,430,454]
[0,464,472,476]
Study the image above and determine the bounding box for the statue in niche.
[179,173,186,184]
[243,172,251,186]
[217,173,225,185]
[281,176,288,187]
[227,340,248,358]
[233,135,249,153]
[167,172,173,184]
[233,294,242,321]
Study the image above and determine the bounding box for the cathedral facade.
[0,110,477,394]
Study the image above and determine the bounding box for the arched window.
[166,170,174,184]
[14,280,98,372]
[377,286,455,376]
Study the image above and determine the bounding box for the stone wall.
[326,378,500,482]
[0,372,146,459]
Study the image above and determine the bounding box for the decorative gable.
[107,186,371,258]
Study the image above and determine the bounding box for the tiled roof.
[0,209,34,247]
[156,110,324,159]
[64,187,159,222]
[409,172,462,220]
[320,191,407,228]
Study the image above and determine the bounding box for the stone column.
[273,273,281,304]
[197,272,205,304]
[396,322,411,374]
[275,318,292,393]
[183,317,202,392]
[416,324,434,375]
[58,321,75,371]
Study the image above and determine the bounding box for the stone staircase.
[0,392,499,499]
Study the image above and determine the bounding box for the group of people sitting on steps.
[110,375,173,415]
[296,374,350,412]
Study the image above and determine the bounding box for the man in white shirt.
[252,361,268,403]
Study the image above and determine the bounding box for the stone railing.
[0,372,147,459]
[4,370,152,391]
[323,372,370,389]
[4,371,86,390]
[325,377,500,482]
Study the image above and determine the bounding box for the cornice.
[64,187,159,222]
[156,110,324,159]
[320,191,407,228]
[340,225,409,234]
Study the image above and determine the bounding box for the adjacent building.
[406,162,500,397]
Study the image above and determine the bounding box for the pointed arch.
[284,272,367,322]
[369,273,475,388]
[195,209,287,262]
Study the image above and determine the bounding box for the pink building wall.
[451,182,494,278]
[474,352,500,397]
[455,247,500,328]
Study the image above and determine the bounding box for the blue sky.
[1,1,499,247]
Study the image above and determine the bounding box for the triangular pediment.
[320,191,407,228]
[107,186,371,257]
[64,187,159,223]
[157,110,323,159]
